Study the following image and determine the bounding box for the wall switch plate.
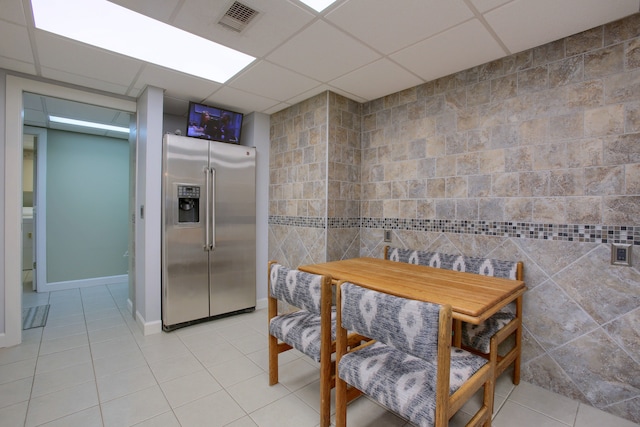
[384,230,391,242]
[611,243,632,266]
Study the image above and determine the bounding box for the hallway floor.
[1,273,637,426]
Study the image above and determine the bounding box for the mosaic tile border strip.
[268,215,326,228]
[269,216,639,245]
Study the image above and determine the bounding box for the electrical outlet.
[384,230,391,242]
[611,243,632,266]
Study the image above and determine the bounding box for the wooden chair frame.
[268,262,366,427]
[335,281,494,427]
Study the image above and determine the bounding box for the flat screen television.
[186,101,243,144]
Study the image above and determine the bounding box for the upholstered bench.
[384,246,524,385]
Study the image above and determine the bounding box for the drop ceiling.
[1,0,639,121]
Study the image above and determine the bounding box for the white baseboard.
[38,274,128,293]
[256,298,267,310]
[136,310,162,335]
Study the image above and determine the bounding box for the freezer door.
[162,135,210,327]
[208,141,256,316]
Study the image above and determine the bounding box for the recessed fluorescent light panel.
[299,0,338,12]
[49,116,130,134]
[30,0,255,83]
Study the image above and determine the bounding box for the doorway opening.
[3,75,137,347]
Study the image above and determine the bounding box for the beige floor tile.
[148,352,203,383]
[574,403,640,427]
[159,369,222,408]
[508,381,579,425]
[90,335,140,360]
[45,313,86,328]
[96,364,157,403]
[177,329,227,351]
[35,345,91,375]
[492,401,571,427]
[191,341,246,367]
[0,357,36,385]
[0,342,40,365]
[25,381,99,427]
[101,385,170,427]
[249,394,326,427]
[39,332,88,356]
[275,358,321,392]
[207,355,263,388]
[38,405,103,427]
[0,401,28,426]
[88,324,132,343]
[225,415,259,427]
[140,339,190,364]
[131,410,181,427]
[228,330,269,354]
[294,379,334,415]
[173,389,246,427]
[42,322,88,341]
[31,361,94,397]
[334,395,406,427]
[93,348,146,378]
[0,377,33,409]
[226,372,291,413]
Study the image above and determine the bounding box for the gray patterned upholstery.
[386,247,519,353]
[338,282,487,427]
[268,263,335,362]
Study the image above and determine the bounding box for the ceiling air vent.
[219,1,259,33]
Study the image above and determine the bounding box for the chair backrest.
[269,262,326,314]
[385,246,522,280]
[339,281,447,361]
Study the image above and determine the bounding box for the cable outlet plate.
[611,243,632,266]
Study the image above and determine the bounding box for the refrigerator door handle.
[204,167,211,251]
[210,168,216,251]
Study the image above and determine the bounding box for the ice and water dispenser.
[177,185,200,223]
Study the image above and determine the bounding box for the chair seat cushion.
[338,341,487,427]
[270,309,336,362]
[461,305,516,353]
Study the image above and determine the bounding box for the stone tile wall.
[269,14,640,423]
[269,92,329,267]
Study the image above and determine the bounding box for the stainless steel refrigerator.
[162,134,256,331]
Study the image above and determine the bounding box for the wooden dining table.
[298,257,526,326]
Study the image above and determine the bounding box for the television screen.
[186,102,243,144]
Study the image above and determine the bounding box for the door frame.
[23,126,46,291]
[3,75,136,347]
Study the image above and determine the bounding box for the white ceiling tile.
[41,67,131,95]
[267,20,380,82]
[0,56,36,75]
[134,64,222,102]
[0,21,34,63]
[468,0,513,13]
[391,19,506,82]
[35,31,144,87]
[204,86,281,114]
[486,0,640,54]
[286,84,367,106]
[329,58,423,101]
[173,0,315,57]
[229,61,321,101]
[264,102,291,115]
[0,0,28,25]
[326,0,474,54]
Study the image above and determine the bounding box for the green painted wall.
[46,130,129,282]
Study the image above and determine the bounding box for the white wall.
[134,86,163,335]
[241,112,270,305]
